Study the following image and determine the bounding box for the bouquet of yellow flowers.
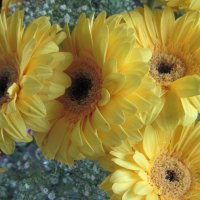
[0,0,200,199]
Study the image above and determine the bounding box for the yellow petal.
[122,189,142,200]
[100,101,125,125]
[92,11,106,36]
[34,41,59,56]
[112,182,134,195]
[20,39,36,74]
[110,42,131,67]
[68,143,84,160]
[70,121,83,147]
[21,75,42,96]
[82,120,104,155]
[17,95,46,118]
[122,74,142,95]
[103,73,125,95]
[99,125,127,147]
[134,181,152,195]
[146,194,159,200]
[112,158,141,171]
[156,90,181,131]
[38,117,70,159]
[91,108,110,132]
[4,111,32,142]
[29,66,53,80]
[102,58,117,77]
[100,175,113,194]
[172,75,200,97]
[131,47,152,63]
[189,95,200,111]
[45,100,63,120]
[133,151,150,171]
[93,24,108,67]
[143,125,158,159]
[115,96,137,114]
[160,7,174,45]
[98,88,110,107]
[181,98,198,126]
[110,169,137,183]
[21,113,50,133]
[0,129,15,154]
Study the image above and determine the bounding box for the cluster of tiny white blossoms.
[9,0,138,26]
[0,144,109,200]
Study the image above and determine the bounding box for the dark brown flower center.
[0,72,11,98]
[157,62,173,74]
[0,63,18,106]
[150,52,186,86]
[165,170,177,182]
[150,154,192,200]
[68,72,92,104]
[59,57,102,122]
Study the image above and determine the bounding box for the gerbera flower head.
[0,10,72,154]
[122,6,200,131]
[165,0,200,11]
[34,12,160,165]
[101,122,200,200]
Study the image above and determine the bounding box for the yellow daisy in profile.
[165,0,200,11]
[101,122,200,200]
[35,12,160,165]
[123,6,200,131]
[0,10,72,155]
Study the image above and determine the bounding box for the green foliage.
[140,0,163,8]
[0,143,109,200]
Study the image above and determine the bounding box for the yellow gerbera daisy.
[122,6,200,131]
[34,12,160,165]
[0,10,72,154]
[101,122,200,200]
[165,0,200,11]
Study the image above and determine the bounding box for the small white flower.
[24,162,30,169]
[48,191,56,200]
[17,161,21,166]
[90,175,95,181]
[49,0,55,4]
[7,163,12,169]
[44,3,49,9]
[42,187,49,194]
[64,13,71,23]
[24,183,30,189]
[84,190,89,196]
[60,4,67,11]
[11,181,17,187]
[40,10,47,16]
[81,5,88,11]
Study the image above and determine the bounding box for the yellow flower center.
[150,154,192,200]
[59,57,102,122]
[150,52,186,86]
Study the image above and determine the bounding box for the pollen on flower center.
[150,52,186,85]
[150,154,192,200]
[59,57,102,122]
